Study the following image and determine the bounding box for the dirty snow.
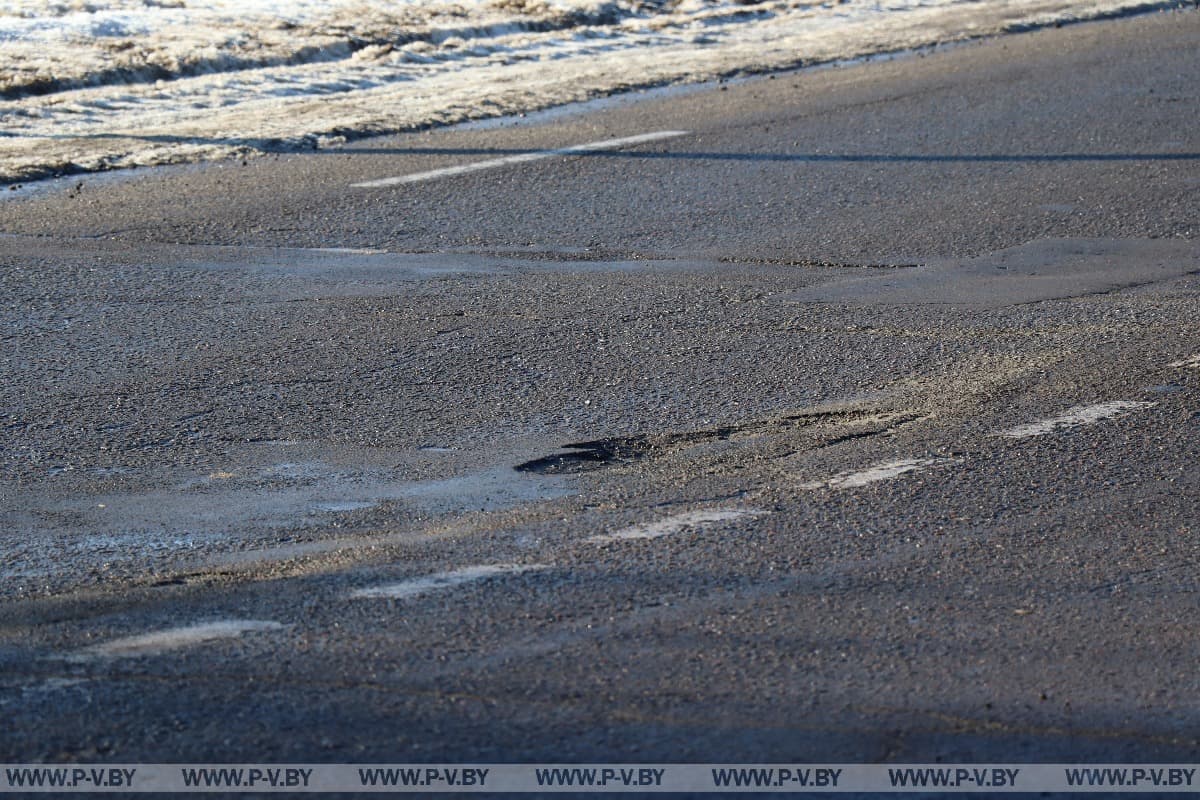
[0,0,1178,183]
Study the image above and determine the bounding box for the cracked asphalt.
[2,8,1199,775]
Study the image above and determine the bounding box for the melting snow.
[0,0,1175,183]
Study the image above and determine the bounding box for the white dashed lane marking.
[588,508,765,544]
[796,457,959,491]
[67,620,286,661]
[994,401,1157,439]
[1169,354,1200,368]
[351,130,689,188]
[350,563,549,599]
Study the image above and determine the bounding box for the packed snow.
[0,0,1178,184]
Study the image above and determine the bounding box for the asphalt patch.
[783,238,1200,307]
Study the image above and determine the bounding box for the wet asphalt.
[2,7,1200,778]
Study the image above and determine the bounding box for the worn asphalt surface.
[2,6,1200,781]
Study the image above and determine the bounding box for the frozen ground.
[0,0,1182,183]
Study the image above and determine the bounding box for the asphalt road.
[2,7,1200,777]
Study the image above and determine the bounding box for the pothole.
[515,407,925,475]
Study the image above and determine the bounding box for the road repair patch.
[783,238,1200,307]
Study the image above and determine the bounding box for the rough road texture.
[1,9,1199,769]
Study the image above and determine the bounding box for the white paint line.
[588,508,765,545]
[797,457,959,491]
[1168,354,1200,368]
[995,401,1157,439]
[34,677,87,691]
[12,678,88,698]
[304,247,389,255]
[68,620,286,661]
[350,563,549,599]
[351,130,689,188]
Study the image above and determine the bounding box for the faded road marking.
[69,620,286,661]
[995,401,1156,439]
[1169,354,1200,368]
[797,457,959,490]
[351,131,689,188]
[351,563,549,599]
[7,678,89,699]
[588,508,764,544]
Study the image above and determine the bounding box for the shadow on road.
[8,130,1199,164]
